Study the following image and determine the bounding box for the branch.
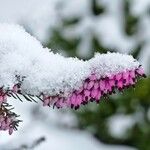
[5,136,46,150]
[0,24,146,135]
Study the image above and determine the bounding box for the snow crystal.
[0,24,140,97]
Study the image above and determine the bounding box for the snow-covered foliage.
[0,24,143,97]
[0,24,145,135]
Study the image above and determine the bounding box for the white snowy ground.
[0,98,136,150]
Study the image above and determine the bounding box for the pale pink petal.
[87,81,94,90]
[89,74,97,80]
[94,81,99,89]
[99,80,105,91]
[116,73,122,81]
[130,70,136,78]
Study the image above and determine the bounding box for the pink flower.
[0,65,146,135]
[0,91,7,106]
[42,66,146,110]
[0,115,14,135]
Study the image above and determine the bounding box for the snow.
[89,52,139,78]
[107,114,135,138]
[61,0,137,56]
[0,0,137,56]
[131,0,150,15]
[0,0,60,42]
[0,0,149,72]
[0,24,140,97]
[0,98,136,150]
[0,122,136,150]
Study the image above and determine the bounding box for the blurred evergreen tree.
[46,0,150,150]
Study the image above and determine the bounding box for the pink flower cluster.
[0,84,21,107]
[0,66,145,135]
[0,90,7,106]
[0,84,22,135]
[0,114,14,135]
[12,84,21,93]
[43,66,146,110]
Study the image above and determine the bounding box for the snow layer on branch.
[0,24,140,97]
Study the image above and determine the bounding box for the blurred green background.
[45,0,150,150]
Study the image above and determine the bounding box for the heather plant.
[0,24,146,135]
[45,1,150,149]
